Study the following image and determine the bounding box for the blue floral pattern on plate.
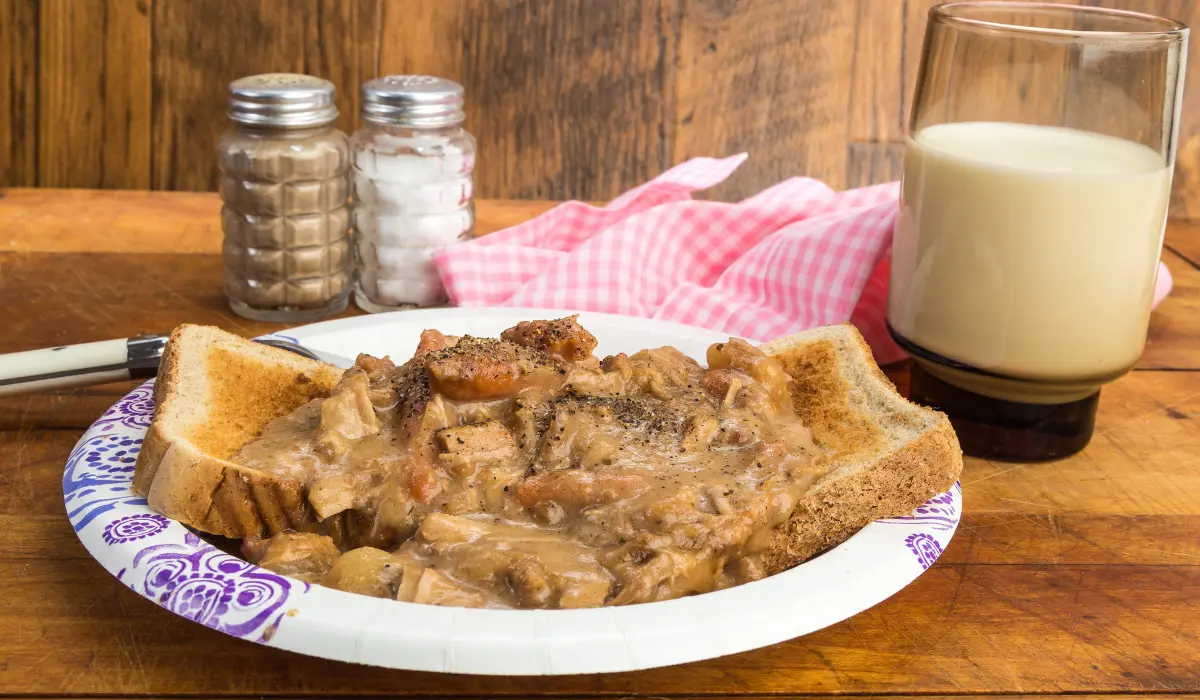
[63,378,305,643]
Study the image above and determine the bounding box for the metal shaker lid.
[361,75,465,127]
[227,73,339,128]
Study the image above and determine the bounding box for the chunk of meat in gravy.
[235,317,823,610]
[407,458,443,504]
[424,337,567,401]
[416,511,494,546]
[436,422,525,514]
[564,356,626,397]
[606,548,717,605]
[532,403,621,473]
[354,353,397,384]
[404,567,491,607]
[415,329,448,356]
[500,315,598,361]
[510,398,546,454]
[437,421,516,458]
[323,547,403,598]
[246,532,340,584]
[625,347,704,399]
[681,411,721,452]
[405,514,613,608]
[308,471,362,520]
[517,470,651,519]
[315,371,380,461]
[707,338,793,414]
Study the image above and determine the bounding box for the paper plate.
[63,308,961,675]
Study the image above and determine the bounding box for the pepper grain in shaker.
[351,75,476,311]
[219,73,353,322]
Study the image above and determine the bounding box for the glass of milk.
[889,2,1187,461]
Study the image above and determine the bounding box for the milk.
[889,121,1171,389]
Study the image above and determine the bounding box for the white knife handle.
[0,368,134,395]
[0,336,167,397]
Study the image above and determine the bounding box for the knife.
[0,334,342,397]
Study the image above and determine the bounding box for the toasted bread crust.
[131,324,340,538]
[760,323,963,573]
[142,441,314,537]
[762,419,960,573]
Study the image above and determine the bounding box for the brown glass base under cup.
[889,329,1099,462]
[908,361,1098,462]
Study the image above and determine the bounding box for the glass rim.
[932,2,1188,41]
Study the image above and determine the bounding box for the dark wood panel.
[675,0,857,200]
[150,0,370,191]
[307,0,378,139]
[11,0,1200,202]
[0,0,38,187]
[850,0,905,143]
[152,0,302,191]
[1082,1,1200,217]
[378,0,462,81]
[897,0,1086,138]
[460,0,674,200]
[846,141,903,188]
[38,0,152,189]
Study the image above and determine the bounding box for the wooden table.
[1,188,1198,697]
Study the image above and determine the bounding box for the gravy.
[234,317,824,608]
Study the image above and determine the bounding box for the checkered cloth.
[434,154,1173,365]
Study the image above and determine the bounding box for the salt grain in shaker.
[351,75,476,311]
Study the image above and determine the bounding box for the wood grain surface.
[38,0,152,190]
[4,0,1200,210]
[0,0,37,188]
[0,189,1197,696]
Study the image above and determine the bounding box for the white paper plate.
[64,308,960,675]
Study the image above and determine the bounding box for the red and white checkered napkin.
[434,154,1173,365]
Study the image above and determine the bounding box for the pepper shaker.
[351,75,476,312]
[218,73,353,322]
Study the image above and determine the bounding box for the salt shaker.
[351,75,476,311]
[218,73,352,322]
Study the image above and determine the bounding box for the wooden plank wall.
[2,0,1198,214]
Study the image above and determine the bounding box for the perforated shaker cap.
[361,75,465,127]
[227,73,339,128]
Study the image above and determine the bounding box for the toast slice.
[758,324,962,573]
[131,325,343,537]
[131,322,962,571]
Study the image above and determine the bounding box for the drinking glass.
[891,2,1188,461]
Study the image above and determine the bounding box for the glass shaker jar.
[351,75,476,312]
[218,73,352,322]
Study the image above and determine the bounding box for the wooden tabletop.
[1,187,1198,697]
